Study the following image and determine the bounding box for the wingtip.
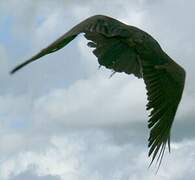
[10,64,23,75]
[10,68,17,75]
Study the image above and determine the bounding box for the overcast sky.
[0,0,195,179]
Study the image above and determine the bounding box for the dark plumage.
[10,15,186,167]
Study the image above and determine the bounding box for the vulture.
[10,15,186,167]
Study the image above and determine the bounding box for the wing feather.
[10,15,131,74]
[142,59,185,167]
[84,32,142,77]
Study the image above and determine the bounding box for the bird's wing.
[10,15,133,74]
[10,14,186,168]
[84,24,186,167]
[142,58,185,167]
[84,32,142,78]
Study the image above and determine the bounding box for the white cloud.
[32,73,147,128]
[0,133,25,155]
[0,132,195,180]
[0,45,9,79]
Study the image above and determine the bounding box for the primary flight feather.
[10,15,186,167]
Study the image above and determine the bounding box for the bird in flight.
[11,15,186,167]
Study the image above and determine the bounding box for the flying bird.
[10,15,186,167]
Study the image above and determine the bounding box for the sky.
[0,0,195,179]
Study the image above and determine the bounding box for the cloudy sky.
[0,0,195,179]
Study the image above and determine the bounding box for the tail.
[10,35,77,74]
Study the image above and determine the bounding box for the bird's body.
[11,15,186,167]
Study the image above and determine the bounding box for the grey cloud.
[10,169,60,180]
[173,117,195,142]
[1,131,195,180]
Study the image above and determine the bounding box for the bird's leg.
[137,55,143,77]
[98,65,102,69]
[109,70,116,78]
[87,41,96,48]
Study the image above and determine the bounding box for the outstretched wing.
[142,58,185,167]
[10,15,135,74]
